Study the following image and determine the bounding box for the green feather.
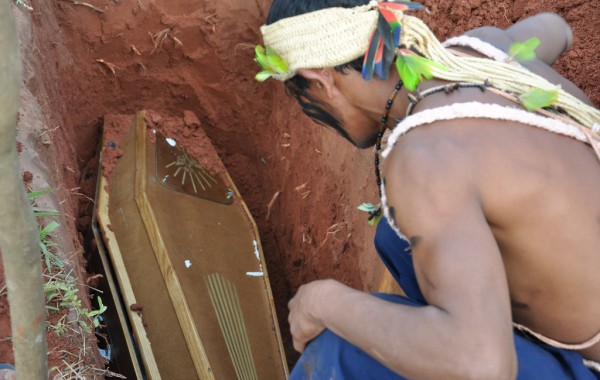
[395,51,446,91]
[519,87,559,111]
[265,46,288,74]
[508,37,540,62]
[357,203,378,212]
[254,45,289,81]
[254,45,268,68]
[255,71,272,82]
[368,213,382,226]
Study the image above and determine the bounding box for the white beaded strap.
[514,323,600,351]
[380,184,409,243]
[379,102,600,243]
[443,36,511,63]
[382,102,596,159]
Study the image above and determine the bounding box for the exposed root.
[149,28,183,54]
[266,191,281,221]
[204,13,217,32]
[51,357,127,379]
[149,28,171,54]
[131,44,142,56]
[234,42,256,55]
[69,187,95,203]
[38,124,61,137]
[59,0,107,13]
[95,59,120,76]
[295,183,311,198]
[316,222,348,251]
[172,36,183,48]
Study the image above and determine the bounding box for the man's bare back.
[383,20,600,362]
[388,105,600,359]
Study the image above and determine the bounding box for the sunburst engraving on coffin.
[205,273,258,380]
[166,149,217,192]
[154,131,233,204]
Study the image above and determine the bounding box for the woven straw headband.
[259,2,406,81]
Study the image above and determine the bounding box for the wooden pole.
[0,3,48,379]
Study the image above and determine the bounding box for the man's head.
[267,0,369,24]
[266,0,380,148]
[257,1,600,147]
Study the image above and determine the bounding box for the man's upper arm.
[383,139,515,355]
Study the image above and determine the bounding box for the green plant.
[44,273,81,310]
[87,296,107,329]
[29,189,64,270]
[28,189,60,217]
[46,314,69,337]
[30,188,108,337]
[43,272,106,335]
[39,221,64,270]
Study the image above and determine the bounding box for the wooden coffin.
[95,111,288,379]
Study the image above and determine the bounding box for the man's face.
[293,69,380,149]
[298,98,378,149]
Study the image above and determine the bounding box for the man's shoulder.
[384,119,481,184]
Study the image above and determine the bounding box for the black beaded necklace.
[370,80,403,222]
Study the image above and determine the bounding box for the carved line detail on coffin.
[205,273,259,380]
[154,130,233,204]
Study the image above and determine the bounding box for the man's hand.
[288,279,337,352]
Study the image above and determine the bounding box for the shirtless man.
[257,1,600,378]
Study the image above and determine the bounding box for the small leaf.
[519,87,559,111]
[368,213,382,226]
[97,296,108,313]
[508,37,540,62]
[32,208,60,217]
[39,221,60,240]
[28,189,53,200]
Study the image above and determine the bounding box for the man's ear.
[297,68,336,99]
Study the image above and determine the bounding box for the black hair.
[266,0,369,24]
[266,0,370,141]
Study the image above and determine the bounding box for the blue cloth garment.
[289,217,600,379]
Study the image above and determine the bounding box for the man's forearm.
[314,280,516,380]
